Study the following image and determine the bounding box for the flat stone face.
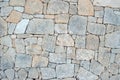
[87,23,106,35]
[77,67,98,80]
[26,19,54,34]
[56,34,74,46]
[105,31,120,48]
[0,6,13,16]
[10,0,25,6]
[1,35,12,47]
[104,8,120,26]
[5,69,14,80]
[68,15,87,35]
[25,0,43,14]
[56,64,74,78]
[78,0,94,16]
[15,54,32,68]
[47,0,69,14]
[76,49,94,60]
[75,36,85,48]
[55,14,69,23]
[28,68,38,78]
[93,0,120,8]
[18,69,27,80]
[55,24,67,33]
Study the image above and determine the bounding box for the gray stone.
[112,49,120,54]
[47,0,69,14]
[75,36,85,48]
[108,63,119,74]
[14,7,24,12]
[41,68,56,79]
[55,14,69,23]
[90,60,104,75]
[110,75,120,80]
[15,54,32,68]
[0,17,7,37]
[76,49,94,60]
[115,54,120,64]
[8,23,16,34]
[56,64,74,78]
[80,60,90,70]
[100,70,109,80]
[55,24,67,33]
[68,15,87,35]
[26,19,54,34]
[43,35,56,52]
[87,23,106,35]
[49,53,66,63]
[28,68,38,78]
[104,8,120,26]
[77,67,98,80]
[67,47,75,59]
[0,6,13,16]
[18,69,27,80]
[14,19,29,34]
[24,38,37,46]
[56,34,74,46]
[5,69,14,80]
[95,10,104,17]
[1,35,12,47]
[69,3,77,14]
[55,46,66,54]
[105,31,120,48]
[62,78,76,80]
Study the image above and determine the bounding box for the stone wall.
[0,0,120,80]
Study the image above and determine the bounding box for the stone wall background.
[0,0,120,80]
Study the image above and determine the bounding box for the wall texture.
[0,0,120,80]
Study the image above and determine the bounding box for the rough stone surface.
[18,69,27,80]
[28,68,38,78]
[0,7,13,16]
[55,24,67,33]
[10,0,25,6]
[5,69,14,80]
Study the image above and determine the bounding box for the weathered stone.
[104,8,120,26]
[6,11,22,23]
[100,70,109,80]
[90,60,104,75]
[28,68,38,78]
[86,34,99,50]
[68,15,87,35]
[94,0,120,8]
[26,19,54,34]
[105,31,120,48]
[8,23,16,34]
[0,17,7,37]
[43,35,56,52]
[108,63,119,74]
[87,23,106,35]
[15,54,32,68]
[95,10,104,17]
[32,56,48,67]
[55,14,69,23]
[69,3,77,14]
[0,7,13,16]
[41,68,56,79]
[115,54,120,64]
[55,24,67,33]
[77,67,98,80]
[67,47,75,59]
[1,35,12,47]
[15,39,25,53]
[88,17,97,23]
[75,36,85,48]
[110,75,120,80]
[18,69,27,80]
[76,49,94,60]
[80,60,90,70]
[49,53,66,63]
[112,49,120,54]
[47,0,69,14]
[55,46,65,53]
[10,0,25,6]
[14,7,24,12]
[25,0,43,14]
[14,19,29,34]
[78,0,94,16]
[5,69,14,80]
[56,64,74,78]
[25,38,37,46]
[56,34,74,46]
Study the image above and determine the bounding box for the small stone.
[14,7,24,12]
[55,14,69,23]
[55,24,67,33]
[25,38,37,46]
[112,49,120,54]
[49,53,66,63]
[10,0,25,6]
[5,69,14,80]
[14,19,29,34]
[0,6,13,16]
[68,15,87,35]
[115,54,120,64]
[56,34,74,46]
[81,60,90,70]
[32,56,48,67]
[86,34,99,50]
[15,54,32,68]
[22,13,33,19]
[1,35,12,47]
[75,36,85,48]
[25,0,43,14]
[62,78,76,80]
[67,47,75,59]
[90,60,104,75]
[95,10,104,17]
[69,3,77,14]
[41,68,56,79]
[108,63,119,74]
[28,68,38,78]
[87,23,106,35]
[8,23,16,34]
[6,11,22,23]
[77,67,98,80]
[78,0,94,16]
[88,17,97,23]
[47,0,69,14]
[76,49,94,60]
[100,70,109,80]
[56,64,74,78]
[55,46,65,53]
[18,69,27,80]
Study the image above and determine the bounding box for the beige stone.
[78,0,94,16]
[10,0,25,6]
[55,14,69,23]
[6,11,22,23]
[25,0,43,14]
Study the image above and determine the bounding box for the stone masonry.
[0,0,120,80]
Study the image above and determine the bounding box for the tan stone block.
[10,0,25,6]
[55,14,69,23]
